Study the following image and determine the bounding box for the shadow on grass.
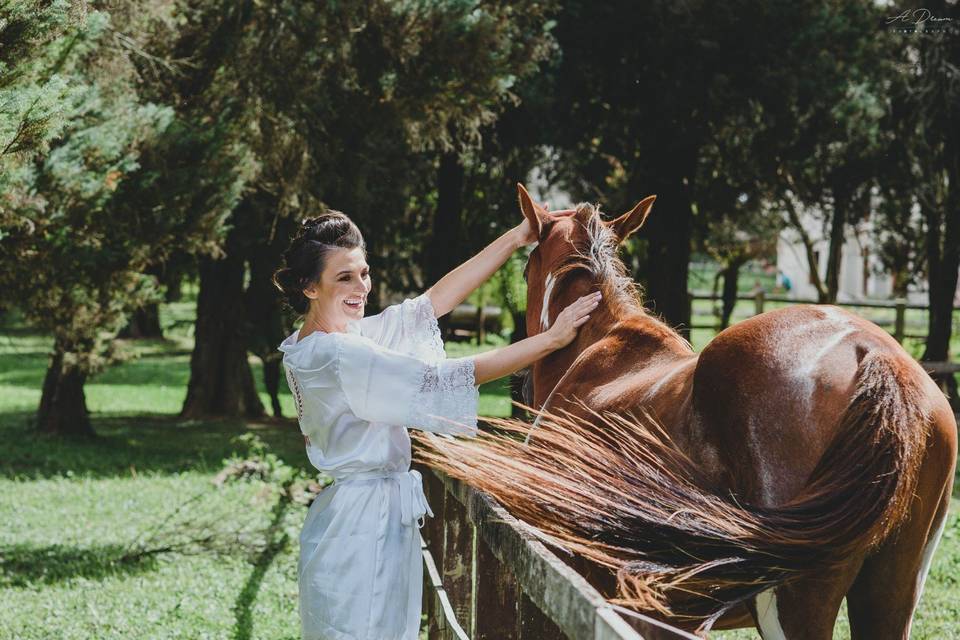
[0,543,159,587]
[232,489,291,640]
[0,410,314,481]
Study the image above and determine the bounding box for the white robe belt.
[332,469,434,528]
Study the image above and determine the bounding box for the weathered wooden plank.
[475,534,520,639]
[442,495,475,635]
[417,460,445,548]
[422,535,470,640]
[519,589,566,639]
[923,361,960,375]
[436,469,646,640]
[420,465,447,640]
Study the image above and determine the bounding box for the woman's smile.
[343,296,365,312]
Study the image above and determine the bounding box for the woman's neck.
[301,311,347,338]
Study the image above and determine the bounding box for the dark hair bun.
[272,210,365,315]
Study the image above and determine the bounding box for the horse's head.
[516,183,656,339]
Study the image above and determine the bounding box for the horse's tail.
[412,350,931,629]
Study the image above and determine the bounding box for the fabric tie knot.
[332,468,434,528]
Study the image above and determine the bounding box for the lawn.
[0,307,514,640]
[1,299,957,639]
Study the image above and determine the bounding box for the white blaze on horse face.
[539,272,556,331]
[755,589,787,640]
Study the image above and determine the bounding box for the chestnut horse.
[416,185,957,639]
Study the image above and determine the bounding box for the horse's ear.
[517,183,543,236]
[606,195,656,242]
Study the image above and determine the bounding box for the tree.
[543,1,895,328]
[156,0,557,418]
[1,0,88,230]
[904,4,960,401]
[0,6,250,436]
[870,83,926,299]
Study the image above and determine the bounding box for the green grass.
[1,299,957,639]
[0,308,515,640]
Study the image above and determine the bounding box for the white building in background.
[776,202,929,304]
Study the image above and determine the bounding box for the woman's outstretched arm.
[472,291,601,385]
[425,223,530,318]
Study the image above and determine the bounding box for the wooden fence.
[416,463,697,640]
[689,292,960,375]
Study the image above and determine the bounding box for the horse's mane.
[552,203,692,352]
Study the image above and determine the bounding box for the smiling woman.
[268,194,601,640]
[271,212,369,335]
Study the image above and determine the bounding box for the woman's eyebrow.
[337,267,369,275]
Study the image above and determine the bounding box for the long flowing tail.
[412,351,930,629]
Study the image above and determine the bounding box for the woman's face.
[303,247,371,329]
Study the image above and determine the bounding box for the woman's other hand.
[511,202,577,249]
[512,217,538,248]
[547,291,601,349]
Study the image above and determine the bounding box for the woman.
[272,210,600,640]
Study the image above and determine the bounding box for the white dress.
[277,292,479,640]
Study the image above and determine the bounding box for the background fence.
[688,292,960,375]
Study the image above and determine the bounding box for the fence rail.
[688,291,954,345]
[416,462,692,640]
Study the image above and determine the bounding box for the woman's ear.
[517,183,543,237]
[606,195,656,242]
[303,280,320,300]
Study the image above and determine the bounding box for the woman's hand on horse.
[512,203,578,248]
[512,218,539,248]
[547,292,601,348]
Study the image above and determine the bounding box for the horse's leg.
[846,406,955,640]
[845,485,951,640]
[750,556,863,640]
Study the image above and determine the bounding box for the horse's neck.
[532,297,686,407]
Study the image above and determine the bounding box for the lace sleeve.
[411,357,479,436]
[335,333,479,436]
[399,292,445,362]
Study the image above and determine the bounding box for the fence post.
[475,305,485,345]
[894,300,906,343]
[442,499,475,636]
[475,536,520,639]
[754,291,765,316]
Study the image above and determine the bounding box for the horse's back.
[692,304,945,506]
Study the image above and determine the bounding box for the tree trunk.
[36,347,94,437]
[244,231,292,419]
[823,193,848,304]
[640,176,693,336]
[921,206,960,363]
[117,304,163,339]
[426,152,464,338]
[180,250,265,419]
[783,196,827,301]
[720,261,742,329]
